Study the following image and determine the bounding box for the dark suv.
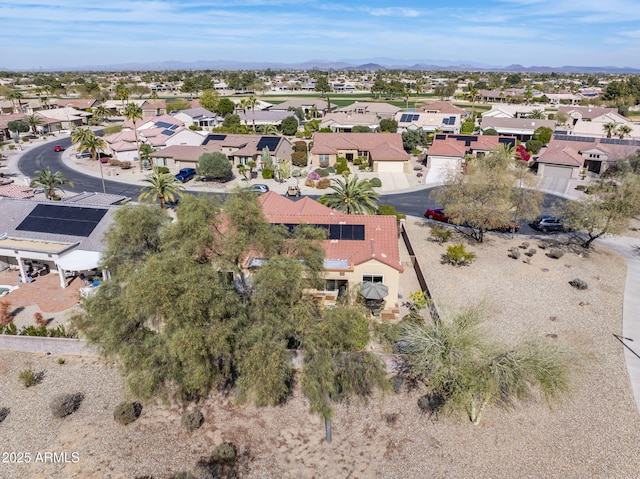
[174,168,196,183]
[531,215,565,233]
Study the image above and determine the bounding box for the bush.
[575,184,588,192]
[326,166,335,174]
[443,244,476,266]
[0,407,9,423]
[22,137,30,143]
[359,163,368,171]
[569,278,588,290]
[391,375,405,393]
[120,161,132,169]
[197,152,232,180]
[548,248,565,259]
[526,139,543,154]
[519,241,530,249]
[508,247,521,260]
[261,168,274,179]
[156,166,170,174]
[336,157,347,165]
[113,401,142,425]
[212,442,238,464]
[525,248,537,257]
[352,157,361,166]
[336,162,349,175]
[305,178,316,188]
[417,392,446,416]
[19,368,42,387]
[377,204,406,224]
[314,168,329,177]
[294,141,307,152]
[317,178,331,189]
[291,151,308,167]
[108,158,121,167]
[369,177,382,187]
[50,392,84,418]
[430,225,452,244]
[182,411,205,433]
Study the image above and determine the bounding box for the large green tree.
[197,152,232,180]
[398,307,571,425]
[319,175,381,215]
[280,116,299,136]
[199,89,220,112]
[314,76,331,97]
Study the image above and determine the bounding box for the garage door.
[376,161,405,173]
[428,156,458,170]
[544,165,573,179]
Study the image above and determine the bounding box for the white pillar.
[57,266,67,288]
[16,257,27,282]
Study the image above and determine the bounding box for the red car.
[53,145,65,152]
[424,208,451,223]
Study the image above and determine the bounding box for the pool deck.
[0,269,82,314]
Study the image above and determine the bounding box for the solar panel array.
[399,114,420,123]
[601,137,640,146]
[442,116,457,125]
[498,137,517,147]
[16,204,107,237]
[161,129,175,136]
[202,134,227,144]
[256,136,281,152]
[553,134,596,143]
[278,223,366,241]
[434,134,447,141]
[155,121,173,128]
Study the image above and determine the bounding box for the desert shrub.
[156,166,170,174]
[377,204,406,224]
[316,178,331,189]
[315,168,329,178]
[336,162,349,175]
[372,322,400,350]
[575,184,587,192]
[8,144,15,150]
[50,392,84,418]
[212,442,238,464]
[108,158,121,166]
[548,248,565,259]
[120,161,132,169]
[569,278,588,290]
[519,241,530,249]
[307,171,320,181]
[305,178,316,188]
[261,168,274,179]
[326,166,335,174]
[359,163,368,171]
[0,300,11,325]
[391,375,405,394]
[0,407,9,423]
[291,151,307,167]
[369,177,382,187]
[525,248,537,257]
[33,312,47,326]
[417,393,446,416]
[340,167,351,176]
[294,141,307,152]
[0,322,17,335]
[19,368,42,387]
[182,411,205,433]
[57,358,65,365]
[430,225,452,244]
[508,247,521,260]
[352,157,361,166]
[443,244,476,266]
[336,156,347,165]
[22,137,30,143]
[113,401,142,425]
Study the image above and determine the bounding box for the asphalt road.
[17,138,568,236]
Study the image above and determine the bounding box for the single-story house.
[394,111,462,134]
[319,112,380,132]
[258,191,404,317]
[481,104,543,119]
[479,117,557,141]
[416,101,466,116]
[336,102,401,119]
[172,107,221,129]
[0,197,119,288]
[310,132,410,173]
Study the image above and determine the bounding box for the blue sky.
[2,0,640,70]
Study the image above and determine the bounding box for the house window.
[362,275,383,283]
[319,154,330,167]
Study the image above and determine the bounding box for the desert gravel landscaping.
[1,219,639,479]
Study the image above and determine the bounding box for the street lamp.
[97,150,106,194]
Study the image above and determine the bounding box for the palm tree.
[138,169,184,209]
[71,126,93,147]
[93,104,109,123]
[30,168,74,200]
[77,130,108,193]
[8,90,24,114]
[318,175,380,215]
[25,114,44,135]
[603,122,618,139]
[258,124,278,135]
[617,124,632,139]
[528,109,546,119]
[139,143,154,169]
[398,308,571,425]
[248,94,258,132]
[124,103,143,171]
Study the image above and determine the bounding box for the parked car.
[174,168,196,183]
[424,208,451,223]
[75,151,91,159]
[285,185,301,198]
[250,184,270,194]
[53,145,65,152]
[530,215,566,233]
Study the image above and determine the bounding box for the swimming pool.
[0,285,18,298]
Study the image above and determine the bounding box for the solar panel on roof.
[203,134,227,145]
[274,223,365,241]
[161,129,175,135]
[412,114,420,121]
[16,204,107,237]
[155,121,173,128]
[435,134,446,140]
[169,124,179,130]
[399,114,410,123]
[449,116,456,123]
[256,136,280,152]
[553,134,596,143]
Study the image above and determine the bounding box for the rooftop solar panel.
[161,129,175,136]
[275,223,365,241]
[155,121,173,128]
[202,134,227,144]
[400,114,411,123]
[16,204,107,238]
[256,136,280,152]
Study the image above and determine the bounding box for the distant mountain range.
[5,58,640,73]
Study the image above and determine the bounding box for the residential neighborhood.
[1,63,640,479]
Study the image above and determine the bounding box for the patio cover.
[56,250,102,271]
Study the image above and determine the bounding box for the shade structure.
[360,281,388,300]
[55,250,101,271]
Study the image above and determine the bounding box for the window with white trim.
[362,275,383,283]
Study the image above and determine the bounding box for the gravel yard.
[1,219,639,479]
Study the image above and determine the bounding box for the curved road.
[18,137,568,236]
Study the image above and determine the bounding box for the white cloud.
[369,7,421,17]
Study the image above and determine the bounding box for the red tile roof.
[427,134,501,157]
[259,192,404,272]
[417,101,466,115]
[311,132,410,161]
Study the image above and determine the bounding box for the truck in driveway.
[174,168,196,183]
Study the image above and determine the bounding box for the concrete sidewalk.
[597,236,640,415]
